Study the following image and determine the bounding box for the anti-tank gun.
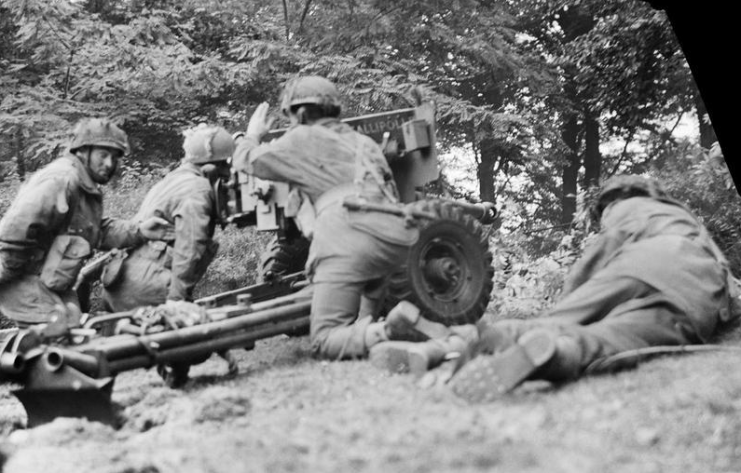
[217,102,498,327]
[0,272,311,427]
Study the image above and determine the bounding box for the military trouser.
[309,279,389,360]
[479,276,702,381]
[0,273,79,325]
[307,202,415,360]
[102,243,172,312]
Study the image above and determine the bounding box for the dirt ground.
[1,324,740,473]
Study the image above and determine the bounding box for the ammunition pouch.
[39,235,92,292]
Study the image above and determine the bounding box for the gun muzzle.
[452,201,499,224]
[43,347,102,377]
[0,351,25,374]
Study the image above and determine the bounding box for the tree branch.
[297,0,314,34]
[609,126,635,176]
[281,0,290,41]
[40,13,72,51]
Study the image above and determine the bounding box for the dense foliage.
[1,0,739,274]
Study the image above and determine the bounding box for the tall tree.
[512,0,697,224]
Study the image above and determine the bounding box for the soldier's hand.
[246,102,275,140]
[139,216,175,241]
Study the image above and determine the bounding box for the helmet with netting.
[279,76,342,116]
[70,118,130,155]
[182,124,236,164]
[593,174,669,220]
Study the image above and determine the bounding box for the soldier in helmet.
[101,124,235,311]
[373,174,738,402]
[232,75,455,360]
[0,118,174,327]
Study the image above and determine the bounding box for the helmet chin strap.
[74,147,92,169]
[292,106,309,125]
[77,147,117,184]
[81,148,98,182]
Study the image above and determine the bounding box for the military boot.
[474,319,534,355]
[536,334,582,382]
[449,328,559,403]
[383,301,452,342]
[369,325,479,376]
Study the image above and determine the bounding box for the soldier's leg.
[450,278,693,401]
[357,277,387,319]
[467,275,652,357]
[544,275,657,325]
[310,280,378,360]
[103,254,170,311]
[549,295,696,378]
[0,274,68,325]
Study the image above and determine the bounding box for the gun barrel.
[0,351,25,374]
[450,201,498,224]
[77,299,311,363]
[43,347,102,377]
[108,314,310,374]
[342,199,498,225]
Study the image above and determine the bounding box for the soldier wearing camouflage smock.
[102,124,235,311]
[0,118,174,327]
[233,76,459,360]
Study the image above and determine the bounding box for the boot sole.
[450,329,556,403]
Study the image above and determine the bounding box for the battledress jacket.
[0,154,145,323]
[232,118,418,283]
[102,162,218,309]
[559,196,731,342]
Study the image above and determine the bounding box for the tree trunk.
[583,112,602,188]
[561,114,580,225]
[477,137,498,203]
[695,92,717,149]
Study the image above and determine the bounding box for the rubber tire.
[384,200,494,326]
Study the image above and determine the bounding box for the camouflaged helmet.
[182,124,236,164]
[593,174,669,220]
[279,76,342,116]
[70,118,130,155]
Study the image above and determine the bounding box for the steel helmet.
[593,174,669,219]
[182,124,236,164]
[279,76,342,115]
[69,118,130,155]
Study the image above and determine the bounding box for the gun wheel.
[384,200,494,326]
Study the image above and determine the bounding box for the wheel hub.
[420,238,469,299]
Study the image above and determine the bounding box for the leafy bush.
[656,146,741,275]
[0,162,21,216]
[484,227,584,323]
